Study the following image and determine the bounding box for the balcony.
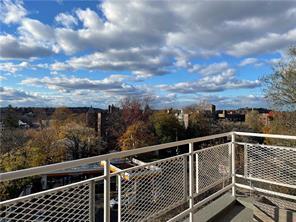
[0,132,295,222]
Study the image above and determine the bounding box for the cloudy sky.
[0,0,295,109]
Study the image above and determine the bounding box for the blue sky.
[0,0,295,109]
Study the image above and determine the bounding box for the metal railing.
[0,132,295,222]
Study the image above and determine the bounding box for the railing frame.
[1,131,296,222]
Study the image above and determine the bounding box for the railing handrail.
[0,132,230,182]
[1,131,295,182]
[234,131,296,140]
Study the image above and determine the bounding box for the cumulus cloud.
[190,62,230,76]
[2,1,296,62]
[159,71,261,94]
[0,34,53,59]
[0,0,26,24]
[0,86,34,100]
[0,61,29,73]
[228,28,296,56]
[0,61,48,73]
[1,0,293,107]
[21,75,145,95]
[19,18,54,41]
[76,8,103,29]
[239,58,259,66]
[55,12,78,28]
[177,94,267,109]
[51,47,170,79]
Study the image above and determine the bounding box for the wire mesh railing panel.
[198,144,231,192]
[119,155,186,222]
[246,144,296,186]
[0,182,90,222]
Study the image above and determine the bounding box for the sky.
[0,0,295,109]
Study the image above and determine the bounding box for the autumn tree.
[59,122,102,159]
[0,147,46,201]
[245,110,262,133]
[262,47,296,146]
[0,129,29,154]
[25,128,65,164]
[264,112,296,146]
[121,97,152,127]
[51,107,73,129]
[104,109,125,150]
[119,121,156,151]
[262,46,296,110]
[186,111,213,138]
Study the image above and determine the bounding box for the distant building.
[18,120,30,129]
[217,110,245,122]
[259,112,274,126]
[183,113,190,129]
[203,104,216,113]
[108,104,120,113]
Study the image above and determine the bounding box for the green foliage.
[3,106,19,128]
[187,111,213,137]
[150,111,184,143]
[0,179,32,201]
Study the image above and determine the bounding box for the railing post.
[104,160,110,222]
[195,153,199,194]
[189,143,194,222]
[117,174,122,222]
[231,132,236,197]
[89,180,96,222]
[183,155,188,201]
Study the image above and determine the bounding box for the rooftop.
[0,132,295,222]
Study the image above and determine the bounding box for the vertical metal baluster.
[89,180,95,222]
[195,153,199,194]
[183,155,188,201]
[231,132,236,197]
[117,174,122,222]
[189,143,194,222]
[104,160,110,222]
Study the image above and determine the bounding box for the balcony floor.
[183,193,253,222]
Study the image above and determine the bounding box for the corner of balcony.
[0,132,295,222]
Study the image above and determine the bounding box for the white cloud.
[0,76,7,81]
[19,18,54,41]
[228,28,296,56]
[76,8,103,29]
[0,34,53,59]
[0,87,33,100]
[55,12,78,28]
[0,61,48,73]
[2,1,296,62]
[21,75,144,95]
[196,62,230,76]
[159,71,261,94]
[0,0,27,24]
[50,47,170,79]
[0,61,29,73]
[175,94,267,109]
[239,58,259,66]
